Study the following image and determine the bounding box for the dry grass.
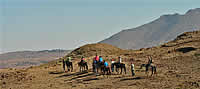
[1,30,200,89]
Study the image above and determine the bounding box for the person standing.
[111,58,115,72]
[131,62,135,76]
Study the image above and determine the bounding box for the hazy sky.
[0,0,200,53]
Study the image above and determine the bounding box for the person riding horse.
[103,60,111,75]
[140,56,157,76]
[81,57,86,63]
[65,57,73,72]
[98,56,105,73]
[93,55,99,73]
[112,56,126,74]
[78,57,88,72]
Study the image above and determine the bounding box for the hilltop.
[0,30,200,89]
[67,43,125,58]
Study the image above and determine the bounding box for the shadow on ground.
[120,77,144,81]
[49,71,64,74]
[57,71,89,78]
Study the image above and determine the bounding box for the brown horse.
[78,61,88,72]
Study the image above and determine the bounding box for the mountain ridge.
[100,8,200,49]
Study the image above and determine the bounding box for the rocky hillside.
[67,43,126,58]
[0,30,200,89]
[0,49,70,69]
[100,8,200,49]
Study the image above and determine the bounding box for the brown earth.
[0,31,200,89]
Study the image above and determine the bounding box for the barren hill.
[0,30,200,89]
[0,49,70,69]
[67,43,126,58]
[100,8,200,49]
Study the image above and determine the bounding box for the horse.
[78,61,88,72]
[65,61,73,72]
[93,60,111,75]
[113,62,126,74]
[93,61,104,74]
[140,59,157,76]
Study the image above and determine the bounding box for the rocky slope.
[0,30,200,89]
[100,8,200,49]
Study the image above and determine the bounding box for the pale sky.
[0,0,200,53]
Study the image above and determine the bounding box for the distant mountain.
[0,49,71,68]
[100,8,200,49]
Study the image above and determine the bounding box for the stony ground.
[0,31,200,89]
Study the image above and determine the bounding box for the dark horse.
[95,62,105,74]
[93,61,111,75]
[140,59,157,76]
[78,61,88,72]
[112,63,126,74]
[65,61,73,72]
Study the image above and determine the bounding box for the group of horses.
[92,61,127,75]
[63,57,157,76]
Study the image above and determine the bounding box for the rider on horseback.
[81,57,86,63]
[103,60,111,74]
[67,57,72,62]
[99,56,104,63]
[148,56,153,64]
[117,56,123,64]
[95,55,99,62]
[104,60,109,68]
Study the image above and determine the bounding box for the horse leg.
[68,66,70,72]
[120,67,123,74]
[146,66,149,77]
[79,66,81,72]
[83,65,85,71]
[71,64,73,72]
[116,68,119,74]
[108,67,111,75]
[84,65,86,71]
[153,66,157,76]
[92,64,95,72]
[124,66,126,74]
[154,66,157,75]
[86,64,88,70]
[151,66,153,76]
